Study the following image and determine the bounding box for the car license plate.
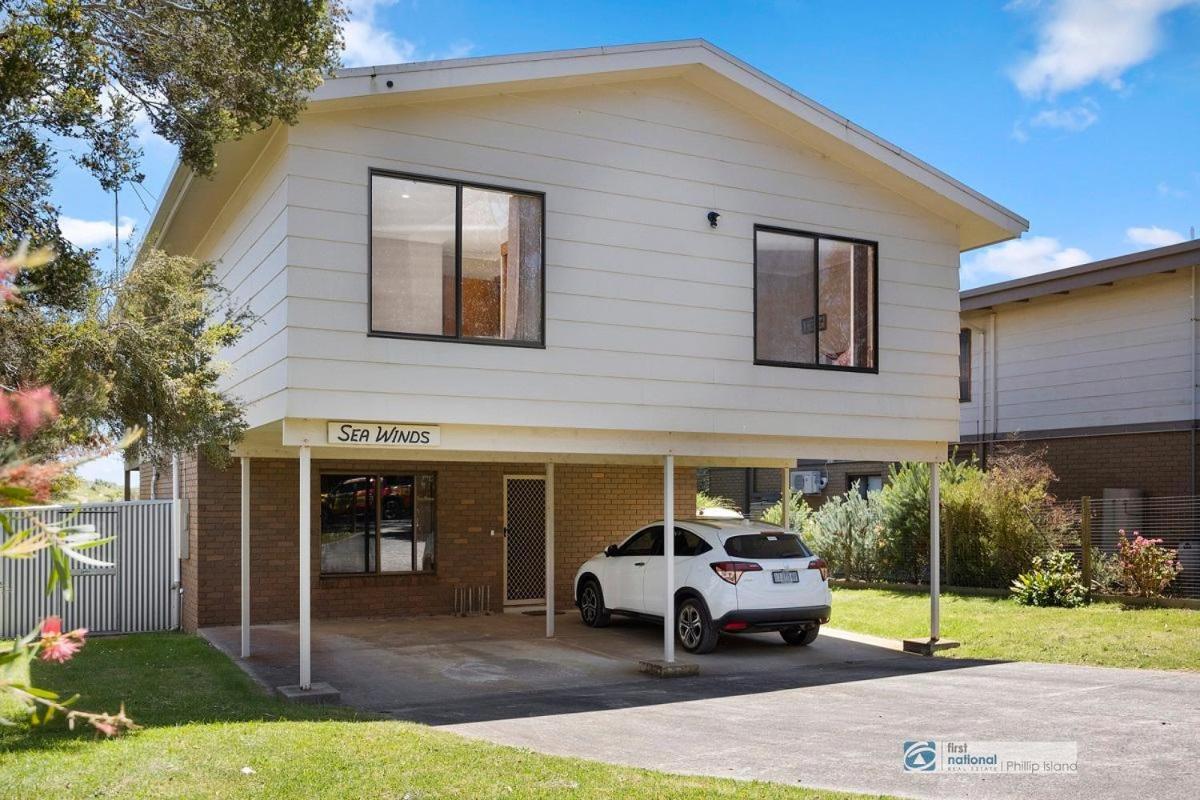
[772,570,800,584]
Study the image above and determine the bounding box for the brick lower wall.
[979,430,1196,501]
[178,456,696,630]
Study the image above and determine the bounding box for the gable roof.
[960,238,1200,311]
[145,39,1027,253]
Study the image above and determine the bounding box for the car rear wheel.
[578,579,611,628]
[676,597,718,654]
[780,625,819,646]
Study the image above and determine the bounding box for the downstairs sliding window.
[319,473,437,574]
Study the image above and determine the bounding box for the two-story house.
[139,40,1025,690]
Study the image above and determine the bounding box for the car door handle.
[634,561,645,567]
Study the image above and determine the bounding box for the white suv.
[572,518,831,654]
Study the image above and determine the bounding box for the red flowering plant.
[1117,529,1183,599]
[1,247,136,735]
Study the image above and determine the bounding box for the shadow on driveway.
[202,611,992,725]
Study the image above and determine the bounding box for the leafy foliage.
[3,249,251,464]
[880,451,1075,588]
[1010,551,1088,608]
[1,2,346,463]
[1088,549,1123,594]
[801,450,1076,588]
[759,491,812,532]
[803,486,884,580]
[695,491,737,511]
[1117,531,1182,598]
[1,0,345,299]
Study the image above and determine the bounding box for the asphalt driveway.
[204,613,1200,800]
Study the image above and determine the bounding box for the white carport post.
[544,462,555,638]
[929,461,941,642]
[298,444,312,690]
[170,454,181,631]
[239,457,251,658]
[663,454,675,664]
[780,467,791,529]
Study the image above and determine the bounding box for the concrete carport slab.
[202,611,955,722]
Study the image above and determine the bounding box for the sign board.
[327,422,440,448]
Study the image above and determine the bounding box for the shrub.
[1010,551,1087,607]
[1088,550,1123,594]
[877,462,932,582]
[804,487,884,580]
[696,491,736,512]
[1117,530,1182,598]
[759,492,812,533]
[878,449,1075,588]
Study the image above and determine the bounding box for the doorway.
[503,475,546,606]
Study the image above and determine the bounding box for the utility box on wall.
[791,470,827,496]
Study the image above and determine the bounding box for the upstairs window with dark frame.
[369,171,545,346]
[319,473,437,575]
[959,328,972,402]
[754,226,878,371]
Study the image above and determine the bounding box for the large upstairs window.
[754,226,877,371]
[369,170,545,346]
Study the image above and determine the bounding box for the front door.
[503,476,545,605]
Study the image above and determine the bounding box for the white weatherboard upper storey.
[142,40,1027,463]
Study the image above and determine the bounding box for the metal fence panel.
[0,500,176,637]
[1061,495,1200,599]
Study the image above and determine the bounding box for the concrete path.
[203,614,1200,800]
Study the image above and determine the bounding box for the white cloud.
[1157,180,1189,198]
[1126,225,1187,247]
[58,215,136,249]
[341,1,474,68]
[962,235,1092,288]
[343,0,413,67]
[1010,0,1196,97]
[1028,100,1099,131]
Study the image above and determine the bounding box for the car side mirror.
[604,544,619,557]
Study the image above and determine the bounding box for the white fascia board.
[276,418,947,464]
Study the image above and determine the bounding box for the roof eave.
[145,39,1027,255]
[961,239,1200,311]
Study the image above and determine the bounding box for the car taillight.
[808,558,829,581]
[710,561,762,585]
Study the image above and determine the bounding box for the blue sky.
[58,0,1199,482]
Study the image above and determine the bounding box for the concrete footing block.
[902,638,961,656]
[638,659,700,678]
[275,682,341,704]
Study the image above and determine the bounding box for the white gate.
[0,500,178,637]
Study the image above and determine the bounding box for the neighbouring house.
[959,238,1200,500]
[136,40,1024,688]
[741,239,1200,510]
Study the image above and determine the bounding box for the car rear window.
[724,532,811,559]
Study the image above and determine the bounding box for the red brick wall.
[179,456,696,630]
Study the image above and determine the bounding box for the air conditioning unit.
[790,470,827,496]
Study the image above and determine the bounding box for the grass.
[830,585,1200,671]
[0,633,891,799]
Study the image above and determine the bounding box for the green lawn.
[830,586,1200,671]
[0,634,889,799]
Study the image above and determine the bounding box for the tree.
[0,1,345,462]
